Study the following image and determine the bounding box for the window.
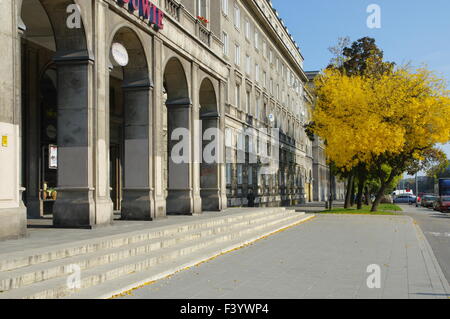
[255,64,260,83]
[263,71,267,88]
[234,44,240,66]
[269,49,273,64]
[234,3,240,29]
[246,54,251,75]
[245,18,250,40]
[237,164,243,185]
[226,164,232,184]
[222,32,229,56]
[248,167,253,185]
[246,91,251,114]
[235,84,241,109]
[222,0,228,16]
[254,30,259,50]
[225,128,233,147]
[262,41,267,58]
[197,0,207,18]
[255,96,260,119]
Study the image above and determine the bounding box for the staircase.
[0,208,313,299]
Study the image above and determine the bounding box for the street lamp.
[329,164,333,210]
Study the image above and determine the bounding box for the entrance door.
[110,144,122,211]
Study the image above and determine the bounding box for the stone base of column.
[152,195,167,220]
[25,197,42,219]
[200,189,224,211]
[121,189,154,221]
[192,193,202,215]
[53,189,111,229]
[0,205,27,241]
[95,198,114,225]
[167,190,200,215]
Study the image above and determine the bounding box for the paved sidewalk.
[120,214,450,299]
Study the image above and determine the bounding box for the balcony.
[196,20,211,47]
[164,0,181,22]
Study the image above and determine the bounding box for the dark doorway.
[109,78,124,212]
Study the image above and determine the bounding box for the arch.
[164,57,190,104]
[199,77,218,116]
[199,77,221,211]
[163,56,193,215]
[19,0,104,228]
[20,0,89,56]
[108,26,153,220]
[110,26,150,87]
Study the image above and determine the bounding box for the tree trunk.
[371,172,397,212]
[364,186,370,205]
[356,173,366,210]
[344,174,354,209]
[350,178,356,207]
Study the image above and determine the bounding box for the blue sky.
[272,0,450,159]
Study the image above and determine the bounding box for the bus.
[438,178,450,196]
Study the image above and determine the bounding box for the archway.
[163,57,193,214]
[109,27,153,220]
[20,0,57,219]
[199,78,221,211]
[19,0,112,228]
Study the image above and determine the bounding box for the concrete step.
[0,209,296,291]
[0,212,313,299]
[0,208,286,272]
[68,213,315,299]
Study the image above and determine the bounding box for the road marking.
[425,232,450,238]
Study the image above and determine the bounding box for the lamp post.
[415,173,419,196]
[328,164,333,210]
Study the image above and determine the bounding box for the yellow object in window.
[1,135,7,147]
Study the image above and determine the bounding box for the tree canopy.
[311,37,450,210]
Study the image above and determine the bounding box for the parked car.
[433,196,450,213]
[421,195,438,208]
[393,195,416,204]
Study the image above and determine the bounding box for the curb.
[409,217,450,297]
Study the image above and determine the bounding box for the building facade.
[221,0,313,208]
[0,0,314,241]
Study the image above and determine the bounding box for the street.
[119,214,449,299]
[400,204,450,283]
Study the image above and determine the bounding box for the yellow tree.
[312,66,450,211]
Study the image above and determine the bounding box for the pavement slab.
[119,214,450,299]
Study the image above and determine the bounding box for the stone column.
[200,114,219,211]
[121,83,154,220]
[218,80,228,211]
[93,0,114,224]
[151,37,167,219]
[166,101,195,215]
[200,80,227,211]
[0,0,27,240]
[52,51,107,228]
[190,62,202,214]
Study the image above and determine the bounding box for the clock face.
[46,125,57,139]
